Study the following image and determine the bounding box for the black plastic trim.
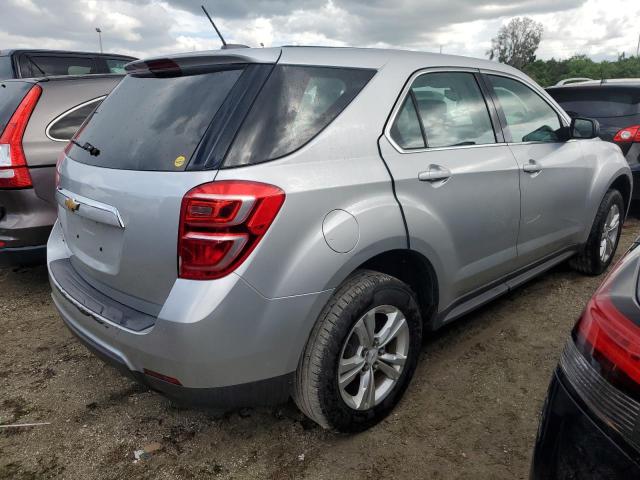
[50,258,155,331]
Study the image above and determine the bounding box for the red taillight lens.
[178,181,285,280]
[574,255,640,385]
[613,125,640,143]
[0,85,42,189]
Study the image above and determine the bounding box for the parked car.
[0,49,136,80]
[48,47,631,432]
[531,237,640,478]
[0,74,124,265]
[547,79,640,199]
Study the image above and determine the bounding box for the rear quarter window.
[47,97,104,141]
[548,87,640,118]
[224,65,375,167]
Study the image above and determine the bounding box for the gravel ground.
[1,217,639,480]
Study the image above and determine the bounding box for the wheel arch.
[609,174,632,218]
[356,249,439,327]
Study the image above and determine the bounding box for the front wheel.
[293,270,422,432]
[570,188,624,275]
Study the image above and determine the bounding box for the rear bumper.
[47,221,333,407]
[631,164,640,200]
[531,369,640,479]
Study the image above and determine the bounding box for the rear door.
[379,69,521,305]
[57,59,275,310]
[484,73,590,266]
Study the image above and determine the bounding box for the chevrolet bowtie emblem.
[64,197,80,212]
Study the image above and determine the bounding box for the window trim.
[479,70,571,145]
[384,67,504,154]
[45,96,106,142]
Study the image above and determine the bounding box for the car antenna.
[200,5,249,50]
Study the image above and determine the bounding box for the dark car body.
[547,80,640,199]
[0,74,123,265]
[532,237,640,478]
[0,49,136,80]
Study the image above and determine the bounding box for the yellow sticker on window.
[174,155,186,168]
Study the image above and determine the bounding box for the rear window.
[0,82,32,132]
[105,58,129,74]
[224,65,375,167]
[0,57,14,80]
[68,68,244,170]
[18,55,97,77]
[548,87,640,118]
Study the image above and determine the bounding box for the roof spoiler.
[124,51,277,76]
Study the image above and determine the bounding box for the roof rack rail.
[555,77,594,86]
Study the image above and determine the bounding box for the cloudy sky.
[2,0,639,61]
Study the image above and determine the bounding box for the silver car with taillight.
[48,47,632,432]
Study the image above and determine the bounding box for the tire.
[570,189,624,276]
[293,270,422,432]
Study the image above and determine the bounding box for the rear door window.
[547,87,640,118]
[47,97,104,141]
[224,66,375,167]
[488,75,563,143]
[68,68,244,171]
[390,71,496,149]
[18,55,96,77]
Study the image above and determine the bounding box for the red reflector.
[613,125,640,143]
[143,368,182,386]
[0,85,41,189]
[178,181,285,280]
[0,241,6,248]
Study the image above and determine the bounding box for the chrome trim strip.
[45,96,106,142]
[56,187,125,229]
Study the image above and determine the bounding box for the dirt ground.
[1,218,639,480]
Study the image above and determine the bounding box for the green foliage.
[523,54,640,87]
[487,17,544,70]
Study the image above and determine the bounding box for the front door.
[484,73,590,267]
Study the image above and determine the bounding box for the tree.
[487,17,544,70]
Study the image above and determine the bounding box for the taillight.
[613,125,640,143]
[178,180,285,280]
[573,253,640,389]
[0,85,42,189]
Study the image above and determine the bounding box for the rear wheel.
[570,189,624,275]
[293,270,422,432]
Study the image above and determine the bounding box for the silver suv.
[48,47,632,432]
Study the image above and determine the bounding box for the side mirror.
[570,117,600,139]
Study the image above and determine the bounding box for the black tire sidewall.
[590,190,624,274]
[317,277,422,432]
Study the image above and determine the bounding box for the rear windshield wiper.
[70,139,100,156]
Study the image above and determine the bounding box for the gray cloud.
[0,0,635,61]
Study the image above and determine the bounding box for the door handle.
[523,160,542,174]
[418,165,452,182]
